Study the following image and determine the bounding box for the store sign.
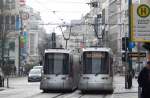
[131,3,150,42]
[19,0,26,6]
[128,52,146,58]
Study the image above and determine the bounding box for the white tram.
[78,47,114,93]
[40,49,80,92]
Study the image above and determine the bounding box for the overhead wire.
[34,0,88,13]
[31,0,65,26]
[42,0,88,4]
[34,0,86,24]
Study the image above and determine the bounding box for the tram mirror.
[79,56,82,64]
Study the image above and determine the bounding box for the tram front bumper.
[40,79,73,90]
[79,82,113,91]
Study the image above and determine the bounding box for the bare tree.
[38,33,50,59]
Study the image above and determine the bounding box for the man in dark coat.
[138,61,150,98]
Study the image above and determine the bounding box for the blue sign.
[16,16,20,31]
[128,42,135,49]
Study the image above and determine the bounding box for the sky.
[26,0,90,34]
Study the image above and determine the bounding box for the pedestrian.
[128,70,132,88]
[138,61,150,98]
[132,69,135,78]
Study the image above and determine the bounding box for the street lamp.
[18,10,24,76]
[59,25,71,49]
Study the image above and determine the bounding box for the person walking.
[138,61,150,98]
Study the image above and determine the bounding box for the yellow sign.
[128,52,146,58]
[131,3,150,42]
[137,4,150,18]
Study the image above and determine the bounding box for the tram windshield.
[83,52,109,74]
[44,53,69,74]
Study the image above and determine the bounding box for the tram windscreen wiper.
[95,73,99,76]
[55,73,60,76]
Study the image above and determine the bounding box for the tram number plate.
[86,53,105,58]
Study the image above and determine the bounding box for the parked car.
[28,69,42,82]
[33,66,43,70]
[0,68,4,87]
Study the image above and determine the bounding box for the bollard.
[138,86,142,98]
[0,76,2,87]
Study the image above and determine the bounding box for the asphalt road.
[0,76,138,98]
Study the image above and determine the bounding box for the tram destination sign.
[131,1,150,42]
[128,52,146,58]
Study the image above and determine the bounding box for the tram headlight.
[102,77,108,80]
[43,76,51,80]
[62,77,69,80]
[43,77,47,80]
[83,77,89,79]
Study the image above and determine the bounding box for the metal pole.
[137,42,141,98]
[18,34,21,76]
[59,25,71,49]
[65,40,68,49]
[18,11,23,76]
[128,0,132,89]
[1,5,6,68]
[125,36,128,89]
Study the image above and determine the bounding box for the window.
[11,0,16,9]
[44,53,69,74]
[0,15,3,30]
[83,52,109,74]
[6,15,9,24]
[0,0,4,9]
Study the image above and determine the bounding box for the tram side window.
[44,53,54,74]
[109,57,113,76]
[83,52,92,74]
[63,54,69,74]
[69,55,73,76]
[101,53,109,74]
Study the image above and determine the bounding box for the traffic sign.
[128,42,135,49]
[128,52,146,58]
[137,4,150,18]
[131,2,150,42]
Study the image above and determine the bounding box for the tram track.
[113,91,138,94]
[50,91,85,98]
[51,93,65,98]
[24,90,112,98]
[78,94,109,98]
[78,95,84,98]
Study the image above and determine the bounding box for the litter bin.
[0,68,4,87]
[0,76,3,87]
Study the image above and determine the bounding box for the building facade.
[106,0,129,72]
[0,0,22,75]
[106,0,146,73]
[0,0,46,75]
[61,0,107,50]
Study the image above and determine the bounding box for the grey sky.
[26,0,90,34]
